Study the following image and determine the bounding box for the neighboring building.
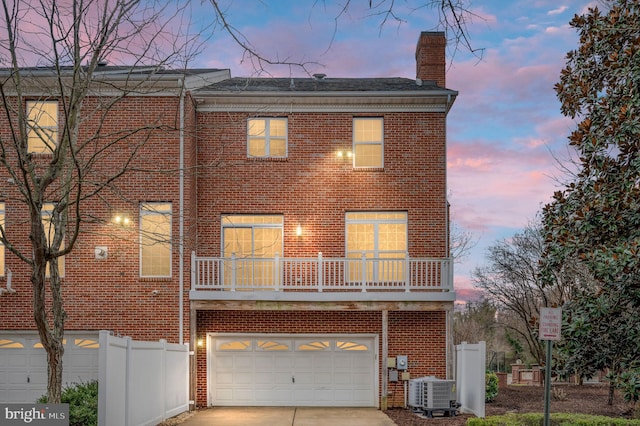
[0,31,457,409]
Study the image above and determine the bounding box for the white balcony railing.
[191,252,453,293]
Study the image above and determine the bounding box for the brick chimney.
[415,31,446,87]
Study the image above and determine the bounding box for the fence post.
[125,337,133,426]
[317,252,323,293]
[98,331,108,426]
[161,339,167,422]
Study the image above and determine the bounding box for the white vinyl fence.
[456,341,486,418]
[98,331,189,426]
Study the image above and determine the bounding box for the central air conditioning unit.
[408,376,457,418]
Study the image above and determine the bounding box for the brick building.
[0,31,457,409]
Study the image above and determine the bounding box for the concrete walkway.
[178,407,397,426]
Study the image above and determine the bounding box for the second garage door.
[0,332,99,403]
[209,334,377,407]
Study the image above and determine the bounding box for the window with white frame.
[140,202,172,277]
[247,118,287,158]
[0,203,4,277]
[353,118,383,168]
[27,101,58,153]
[42,203,65,278]
[221,215,283,288]
[345,212,407,282]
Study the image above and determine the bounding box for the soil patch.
[384,384,635,425]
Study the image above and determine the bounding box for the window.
[42,203,65,278]
[0,203,4,277]
[140,203,172,277]
[221,215,283,288]
[247,118,287,158]
[27,101,58,153]
[353,118,383,168]
[345,212,407,282]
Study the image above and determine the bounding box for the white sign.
[539,307,562,341]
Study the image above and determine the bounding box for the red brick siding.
[195,310,446,407]
[0,95,191,342]
[195,112,448,259]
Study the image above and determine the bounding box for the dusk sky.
[192,0,595,302]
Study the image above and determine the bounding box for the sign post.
[539,307,562,426]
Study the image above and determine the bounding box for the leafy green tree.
[541,0,640,404]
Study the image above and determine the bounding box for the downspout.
[178,78,185,345]
[445,95,453,379]
[381,310,388,410]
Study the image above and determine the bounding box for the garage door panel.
[255,388,291,402]
[233,372,253,385]
[215,355,234,369]
[308,389,333,402]
[7,353,28,367]
[274,373,293,386]
[215,372,234,385]
[310,373,332,385]
[214,388,234,402]
[272,356,294,370]
[293,372,313,385]
[28,371,47,386]
[211,335,376,407]
[253,372,273,385]
[234,355,253,369]
[233,388,254,401]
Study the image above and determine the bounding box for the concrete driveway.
[177,407,397,426]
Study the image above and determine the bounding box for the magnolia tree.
[541,0,640,406]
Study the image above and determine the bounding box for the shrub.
[467,413,640,425]
[617,370,640,405]
[486,371,499,402]
[37,380,98,426]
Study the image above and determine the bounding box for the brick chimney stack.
[415,31,446,88]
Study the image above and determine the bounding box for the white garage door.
[0,332,99,403]
[209,334,377,407]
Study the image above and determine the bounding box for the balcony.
[190,252,455,304]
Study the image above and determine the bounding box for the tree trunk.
[608,380,615,406]
[45,339,65,403]
[32,240,66,403]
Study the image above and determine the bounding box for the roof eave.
[195,89,458,114]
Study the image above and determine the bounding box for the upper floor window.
[353,118,383,168]
[140,202,172,278]
[0,203,4,277]
[345,212,407,282]
[221,215,283,288]
[247,118,287,158]
[42,203,65,278]
[27,101,58,153]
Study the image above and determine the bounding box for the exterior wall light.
[197,338,204,347]
[113,214,130,226]
[296,225,303,237]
